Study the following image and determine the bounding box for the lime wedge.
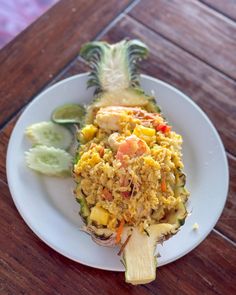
[52,104,86,124]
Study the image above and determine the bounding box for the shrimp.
[96,106,161,131]
[116,135,150,164]
[96,106,130,131]
[108,132,121,151]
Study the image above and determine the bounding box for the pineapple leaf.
[80,39,149,93]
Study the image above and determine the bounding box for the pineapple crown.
[80,39,149,93]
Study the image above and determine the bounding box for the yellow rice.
[74,108,188,232]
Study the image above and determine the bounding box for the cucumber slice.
[52,104,86,124]
[25,146,72,176]
[26,121,72,150]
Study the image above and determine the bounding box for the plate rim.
[6,73,229,271]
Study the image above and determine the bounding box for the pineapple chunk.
[80,124,97,142]
[134,125,156,136]
[90,206,109,225]
[133,125,156,144]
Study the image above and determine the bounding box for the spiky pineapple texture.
[80,39,149,93]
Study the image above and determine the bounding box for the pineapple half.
[75,39,189,285]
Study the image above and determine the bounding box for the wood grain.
[0,116,18,184]
[201,0,236,21]
[101,16,236,155]
[0,0,131,128]
[0,179,235,295]
[215,154,236,242]
[129,0,236,80]
[51,57,89,83]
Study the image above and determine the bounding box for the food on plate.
[24,39,189,284]
[73,40,189,284]
[25,145,72,176]
[26,121,73,150]
[25,121,73,176]
[52,103,86,124]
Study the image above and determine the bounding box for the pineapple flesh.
[121,224,177,285]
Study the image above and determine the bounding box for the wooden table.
[0,0,235,294]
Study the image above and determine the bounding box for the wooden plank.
[0,116,17,184]
[101,16,236,156]
[0,179,235,294]
[0,0,131,128]
[129,0,236,80]
[51,57,89,82]
[201,0,236,21]
[215,154,236,242]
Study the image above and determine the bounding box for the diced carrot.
[102,188,113,201]
[161,174,167,192]
[121,191,131,198]
[99,147,104,157]
[115,218,125,244]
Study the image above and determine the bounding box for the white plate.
[6,73,229,271]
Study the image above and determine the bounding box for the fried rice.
[74,106,189,232]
